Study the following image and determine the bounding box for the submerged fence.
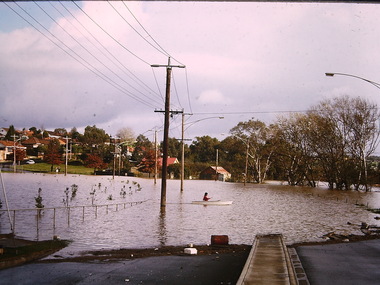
[0,200,148,239]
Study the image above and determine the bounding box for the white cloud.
[197,89,231,105]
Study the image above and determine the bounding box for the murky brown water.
[1,173,379,256]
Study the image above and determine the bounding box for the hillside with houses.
[0,126,232,182]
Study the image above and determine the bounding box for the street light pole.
[64,136,71,176]
[13,135,17,173]
[181,111,185,191]
[154,129,158,185]
[325,72,380,90]
[215,149,219,181]
[181,116,223,190]
[326,72,380,190]
[151,57,185,208]
[12,134,21,173]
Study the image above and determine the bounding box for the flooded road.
[1,173,379,255]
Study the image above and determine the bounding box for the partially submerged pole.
[0,169,14,232]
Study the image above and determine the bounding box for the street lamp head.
[325,73,335,77]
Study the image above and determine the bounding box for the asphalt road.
[296,239,380,285]
[1,239,380,285]
[0,251,248,285]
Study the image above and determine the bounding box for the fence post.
[36,210,41,240]
[53,208,56,229]
[12,210,15,235]
[67,207,70,227]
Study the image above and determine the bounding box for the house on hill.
[157,157,179,167]
[200,166,231,182]
[137,156,179,178]
[0,140,26,161]
[0,128,8,139]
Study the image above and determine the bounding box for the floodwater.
[1,172,380,256]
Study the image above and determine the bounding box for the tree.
[308,96,380,190]
[14,147,26,163]
[42,130,49,138]
[137,149,156,176]
[5,125,16,141]
[276,113,319,187]
[132,134,153,163]
[70,127,81,140]
[84,154,107,173]
[167,137,181,158]
[44,139,63,171]
[82,125,109,147]
[29,127,42,138]
[189,136,220,163]
[116,127,135,143]
[54,128,68,137]
[219,136,247,182]
[230,119,275,183]
[274,96,380,190]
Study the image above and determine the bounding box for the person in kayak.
[203,192,211,201]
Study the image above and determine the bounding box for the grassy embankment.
[15,161,94,175]
[0,234,69,269]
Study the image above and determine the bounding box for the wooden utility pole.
[215,149,219,181]
[154,129,158,185]
[65,136,70,176]
[151,58,185,208]
[181,111,185,191]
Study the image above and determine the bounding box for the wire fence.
[0,200,148,239]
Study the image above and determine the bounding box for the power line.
[58,1,163,102]
[34,1,163,107]
[6,2,157,109]
[122,1,185,67]
[184,68,193,114]
[171,71,183,110]
[72,1,151,66]
[108,1,169,58]
[192,110,310,116]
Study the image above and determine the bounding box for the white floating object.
[184,247,197,255]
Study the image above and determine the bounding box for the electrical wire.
[122,1,185,67]
[184,68,193,114]
[121,1,191,109]
[108,1,169,58]
[7,2,157,109]
[35,1,163,107]
[192,110,310,116]
[57,1,163,101]
[171,71,183,111]
[72,1,151,66]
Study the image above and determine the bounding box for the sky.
[1,1,380,149]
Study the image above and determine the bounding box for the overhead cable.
[7,2,157,109]
[72,0,151,66]
[58,1,163,101]
[35,1,163,107]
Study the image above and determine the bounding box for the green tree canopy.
[82,125,109,146]
[5,125,16,140]
[189,136,220,163]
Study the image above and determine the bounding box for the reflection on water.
[1,173,380,256]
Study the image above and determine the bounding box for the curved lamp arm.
[325,72,380,90]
